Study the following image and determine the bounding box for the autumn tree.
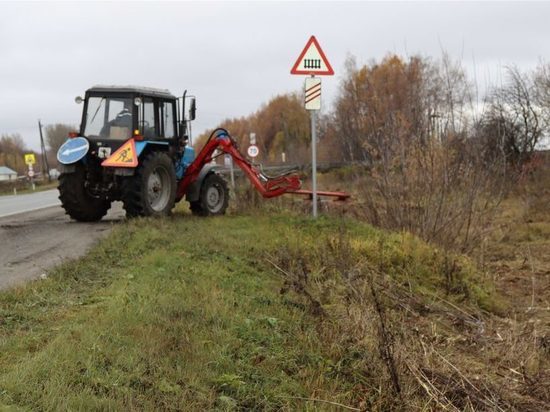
[45,123,75,154]
[331,54,503,251]
[195,94,310,164]
[0,133,30,174]
[329,55,427,162]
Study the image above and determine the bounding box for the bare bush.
[330,54,506,251]
[534,61,550,109]
[482,66,549,167]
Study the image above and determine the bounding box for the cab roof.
[87,85,176,99]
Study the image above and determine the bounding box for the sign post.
[291,35,334,218]
[224,154,235,188]
[311,110,318,216]
[24,153,36,191]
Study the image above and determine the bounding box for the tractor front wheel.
[190,173,229,216]
[58,164,111,222]
[122,152,177,218]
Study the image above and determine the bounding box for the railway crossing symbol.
[290,35,334,76]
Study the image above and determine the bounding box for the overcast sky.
[1,1,549,151]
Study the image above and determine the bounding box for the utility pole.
[38,120,51,182]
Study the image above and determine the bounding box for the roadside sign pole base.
[230,165,235,189]
[311,109,317,218]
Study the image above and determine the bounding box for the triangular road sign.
[102,138,138,167]
[291,35,334,76]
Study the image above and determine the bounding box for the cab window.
[139,99,157,139]
[162,102,175,138]
[84,96,132,139]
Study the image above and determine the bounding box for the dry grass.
[268,223,548,410]
[245,157,550,410]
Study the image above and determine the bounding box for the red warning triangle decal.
[101,138,138,167]
[291,35,334,76]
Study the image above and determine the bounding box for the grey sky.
[0,1,549,151]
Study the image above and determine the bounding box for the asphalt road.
[0,190,125,290]
[0,189,61,217]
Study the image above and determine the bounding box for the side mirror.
[189,97,196,121]
[75,96,84,104]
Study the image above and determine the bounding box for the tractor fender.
[185,164,224,202]
[135,140,169,159]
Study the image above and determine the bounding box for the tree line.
[0,124,74,176]
[198,54,549,168]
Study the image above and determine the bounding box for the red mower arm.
[177,129,302,200]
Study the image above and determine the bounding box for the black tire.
[58,164,111,222]
[121,151,177,218]
[190,173,229,216]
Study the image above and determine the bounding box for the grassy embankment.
[0,197,547,410]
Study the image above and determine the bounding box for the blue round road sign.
[57,137,89,165]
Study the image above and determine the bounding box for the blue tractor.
[56,85,304,222]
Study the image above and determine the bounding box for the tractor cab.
[78,85,184,154]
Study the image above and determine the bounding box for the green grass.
[0,211,501,410]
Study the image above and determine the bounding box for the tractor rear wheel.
[122,152,176,218]
[58,164,111,222]
[190,173,229,216]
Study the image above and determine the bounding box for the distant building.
[0,166,17,181]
